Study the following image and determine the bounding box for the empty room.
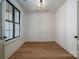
[0,0,79,59]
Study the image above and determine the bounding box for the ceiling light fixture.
[37,0,46,8]
[24,0,27,2]
[40,0,43,3]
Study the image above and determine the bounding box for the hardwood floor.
[9,42,76,59]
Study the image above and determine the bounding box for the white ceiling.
[16,0,66,13]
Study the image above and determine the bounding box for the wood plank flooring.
[9,42,76,59]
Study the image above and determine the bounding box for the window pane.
[5,1,14,41]
[9,31,13,38]
[4,30,13,40]
[15,31,19,37]
[15,24,20,37]
[4,31,10,40]
[4,21,10,31]
[10,23,13,31]
[15,24,19,31]
[5,0,20,41]
[4,22,13,30]
[6,2,13,21]
[15,9,19,23]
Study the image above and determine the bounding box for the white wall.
[55,0,77,57]
[4,0,25,59]
[24,13,55,42]
[3,0,78,58]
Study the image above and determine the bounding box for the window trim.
[5,0,20,41]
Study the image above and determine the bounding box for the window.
[4,0,20,41]
[14,8,20,37]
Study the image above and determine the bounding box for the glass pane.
[10,23,13,31]
[4,31,10,40]
[9,31,13,38]
[4,21,10,31]
[4,22,13,40]
[15,9,19,23]
[6,2,13,21]
[4,30,13,40]
[15,31,19,37]
[15,24,20,37]
[15,24,19,31]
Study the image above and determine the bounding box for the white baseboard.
[55,41,77,58]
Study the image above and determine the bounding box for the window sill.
[4,37,20,45]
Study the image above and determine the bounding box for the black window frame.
[14,8,20,38]
[5,0,20,41]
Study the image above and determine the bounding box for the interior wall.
[4,0,25,59]
[4,0,78,58]
[24,13,55,42]
[55,0,77,57]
